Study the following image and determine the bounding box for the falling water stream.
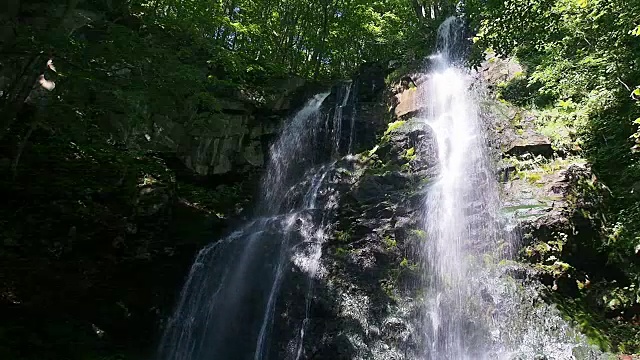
[418,17,503,359]
[416,17,600,360]
[158,85,355,360]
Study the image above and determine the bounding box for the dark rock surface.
[149,79,324,176]
[285,118,435,359]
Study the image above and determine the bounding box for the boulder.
[394,88,422,119]
[506,131,553,157]
[265,76,307,112]
[145,102,275,176]
[480,51,524,85]
[484,98,553,158]
[392,75,429,119]
[501,161,606,258]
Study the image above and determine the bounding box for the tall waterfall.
[416,17,597,360]
[157,16,603,360]
[158,86,355,360]
[417,17,502,359]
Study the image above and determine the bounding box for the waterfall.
[415,17,597,360]
[157,16,602,360]
[417,16,501,359]
[158,86,354,360]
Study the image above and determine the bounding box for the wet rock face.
[349,66,390,155]
[22,58,316,179]
[267,59,603,359]
[301,120,433,360]
[480,51,524,85]
[354,63,388,102]
[390,75,429,119]
[502,161,592,243]
[147,78,320,177]
[296,121,436,358]
[256,63,437,359]
[505,132,553,157]
[270,57,627,359]
[482,99,553,157]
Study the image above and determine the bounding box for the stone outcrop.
[480,51,524,85]
[148,80,321,176]
[502,160,593,241]
[505,131,553,157]
[390,74,429,119]
[483,98,554,158]
[234,65,440,359]
[256,59,617,359]
[274,119,436,359]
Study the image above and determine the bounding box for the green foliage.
[0,0,458,165]
[178,182,251,219]
[0,132,182,359]
[381,120,407,143]
[335,247,350,257]
[399,257,418,271]
[410,229,427,241]
[403,147,417,162]
[385,120,407,135]
[383,235,397,249]
[336,230,352,243]
[523,172,542,185]
[469,0,640,189]
[138,0,451,79]
[468,0,640,351]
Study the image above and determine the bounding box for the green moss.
[335,247,349,257]
[410,229,427,240]
[335,230,352,243]
[511,111,523,128]
[178,182,250,218]
[379,278,397,299]
[403,147,417,162]
[552,295,615,352]
[525,172,542,184]
[367,145,380,157]
[384,120,406,136]
[383,235,397,249]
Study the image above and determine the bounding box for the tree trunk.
[411,0,425,20]
[11,119,36,179]
[0,53,44,142]
[0,0,21,53]
[313,1,331,79]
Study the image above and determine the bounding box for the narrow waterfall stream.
[418,17,504,359]
[158,87,355,360]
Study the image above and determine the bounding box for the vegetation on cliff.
[467,0,640,352]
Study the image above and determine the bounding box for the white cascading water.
[419,17,501,359]
[157,86,355,360]
[417,17,602,360]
